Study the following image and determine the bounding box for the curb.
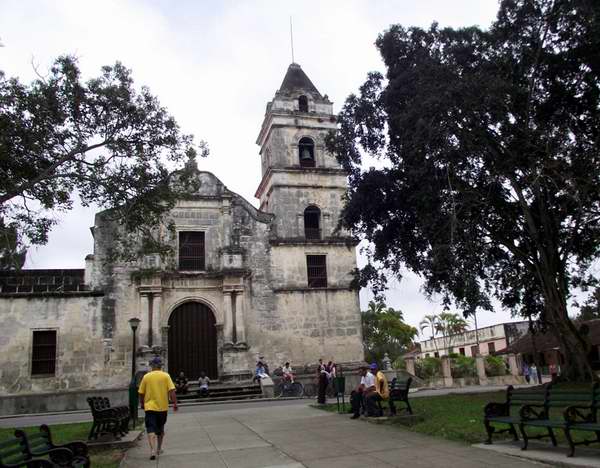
[0,396,308,420]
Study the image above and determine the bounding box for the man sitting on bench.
[350,364,376,419]
[368,362,396,416]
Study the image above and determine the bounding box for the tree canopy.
[328,0,600,380]
[0,56,206,262]
[362,301,417,363]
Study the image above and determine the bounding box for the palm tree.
[419,314,440,355]
[436,312,469,353]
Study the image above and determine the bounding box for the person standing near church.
[317,358,328,404]
[138,357,178,461]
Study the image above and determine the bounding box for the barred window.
[307,255,327,288]
[488,342,496,354]
[179,232,205,270]
[31,330,57,376]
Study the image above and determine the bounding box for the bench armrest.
[564,405,595,424]
[62,440,89,457]
[484,402,508,418]
[519,404,547,420]
[44,447,75,465]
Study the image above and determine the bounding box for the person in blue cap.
[367,362,395,417]
[138,357,178,460]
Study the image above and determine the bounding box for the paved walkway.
[122,403,548,468]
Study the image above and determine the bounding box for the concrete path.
[121,402,548,468]
[0,383,538,428]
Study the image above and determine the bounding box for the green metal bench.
[389,377,413,415]
[520,383,600,457]
[16,425,89,468]
[0,435,56,467]
[483,384,552,444]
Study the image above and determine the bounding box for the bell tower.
[254,63,364,364]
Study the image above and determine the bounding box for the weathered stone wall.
[0,387,128,416]
[0,294,130,395]
[269,245,356,290]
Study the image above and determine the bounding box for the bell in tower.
[299,137,315,168]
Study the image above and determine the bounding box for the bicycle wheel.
[291,382,304,397]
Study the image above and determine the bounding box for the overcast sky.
[1,0,526,334]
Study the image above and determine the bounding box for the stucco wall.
[0,294,130,395]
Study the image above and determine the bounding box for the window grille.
[307,255,327,288]
[31,330,57,376]
[179,232,205,270]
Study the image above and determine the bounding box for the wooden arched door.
[168,302,217,379]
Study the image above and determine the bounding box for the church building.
[0,64,364,409]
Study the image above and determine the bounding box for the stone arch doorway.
[168,301,218,380]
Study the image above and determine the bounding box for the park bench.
[389,377,413,415]
[483,384,552,444]
[0,435,55,468]
[519,383,600,457]
[374,376,413,417]
[14,426,88,468]
[86,396,129,440]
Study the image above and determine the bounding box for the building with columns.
[0,63,364,403]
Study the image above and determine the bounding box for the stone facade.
[0,63,364,400]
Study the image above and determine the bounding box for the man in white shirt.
[350,365,376,419]
[197,371,210,398]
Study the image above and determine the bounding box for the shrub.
[415,356,442,379]
[452,356,477,378]
[485,355,507,377]
[393,357,406,370]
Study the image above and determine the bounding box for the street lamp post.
[128,317,141,429]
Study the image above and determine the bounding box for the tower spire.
[290,17,295,63]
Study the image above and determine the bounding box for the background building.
[419,321,530,358]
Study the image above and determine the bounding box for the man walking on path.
[138,357,178,460]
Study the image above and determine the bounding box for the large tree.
[0,56,206,260]
[362,301,417,363]
[328,0,600,380]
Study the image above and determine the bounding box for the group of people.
[174,370,210,397]
[522,362,542,384]
[350,362,396,419]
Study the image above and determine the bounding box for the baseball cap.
[150,356,163,368]
[370,362,378,370]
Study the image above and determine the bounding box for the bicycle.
[274,379,304,398]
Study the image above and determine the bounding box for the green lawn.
[315,388,600,447]
[0,421,125,468]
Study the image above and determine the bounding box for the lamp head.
[129,317,141,332]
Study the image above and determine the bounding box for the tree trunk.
[544,294,594,382]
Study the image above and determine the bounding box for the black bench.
[86,397,129,440]
[14,426,88,468]
[0,435,54,468]
[377,377,413,415]
[520,383,600,457]
[483,384,552,444]
[389,377,413,415]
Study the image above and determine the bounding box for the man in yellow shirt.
[367,362,396,416]
[138,357,177,460]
